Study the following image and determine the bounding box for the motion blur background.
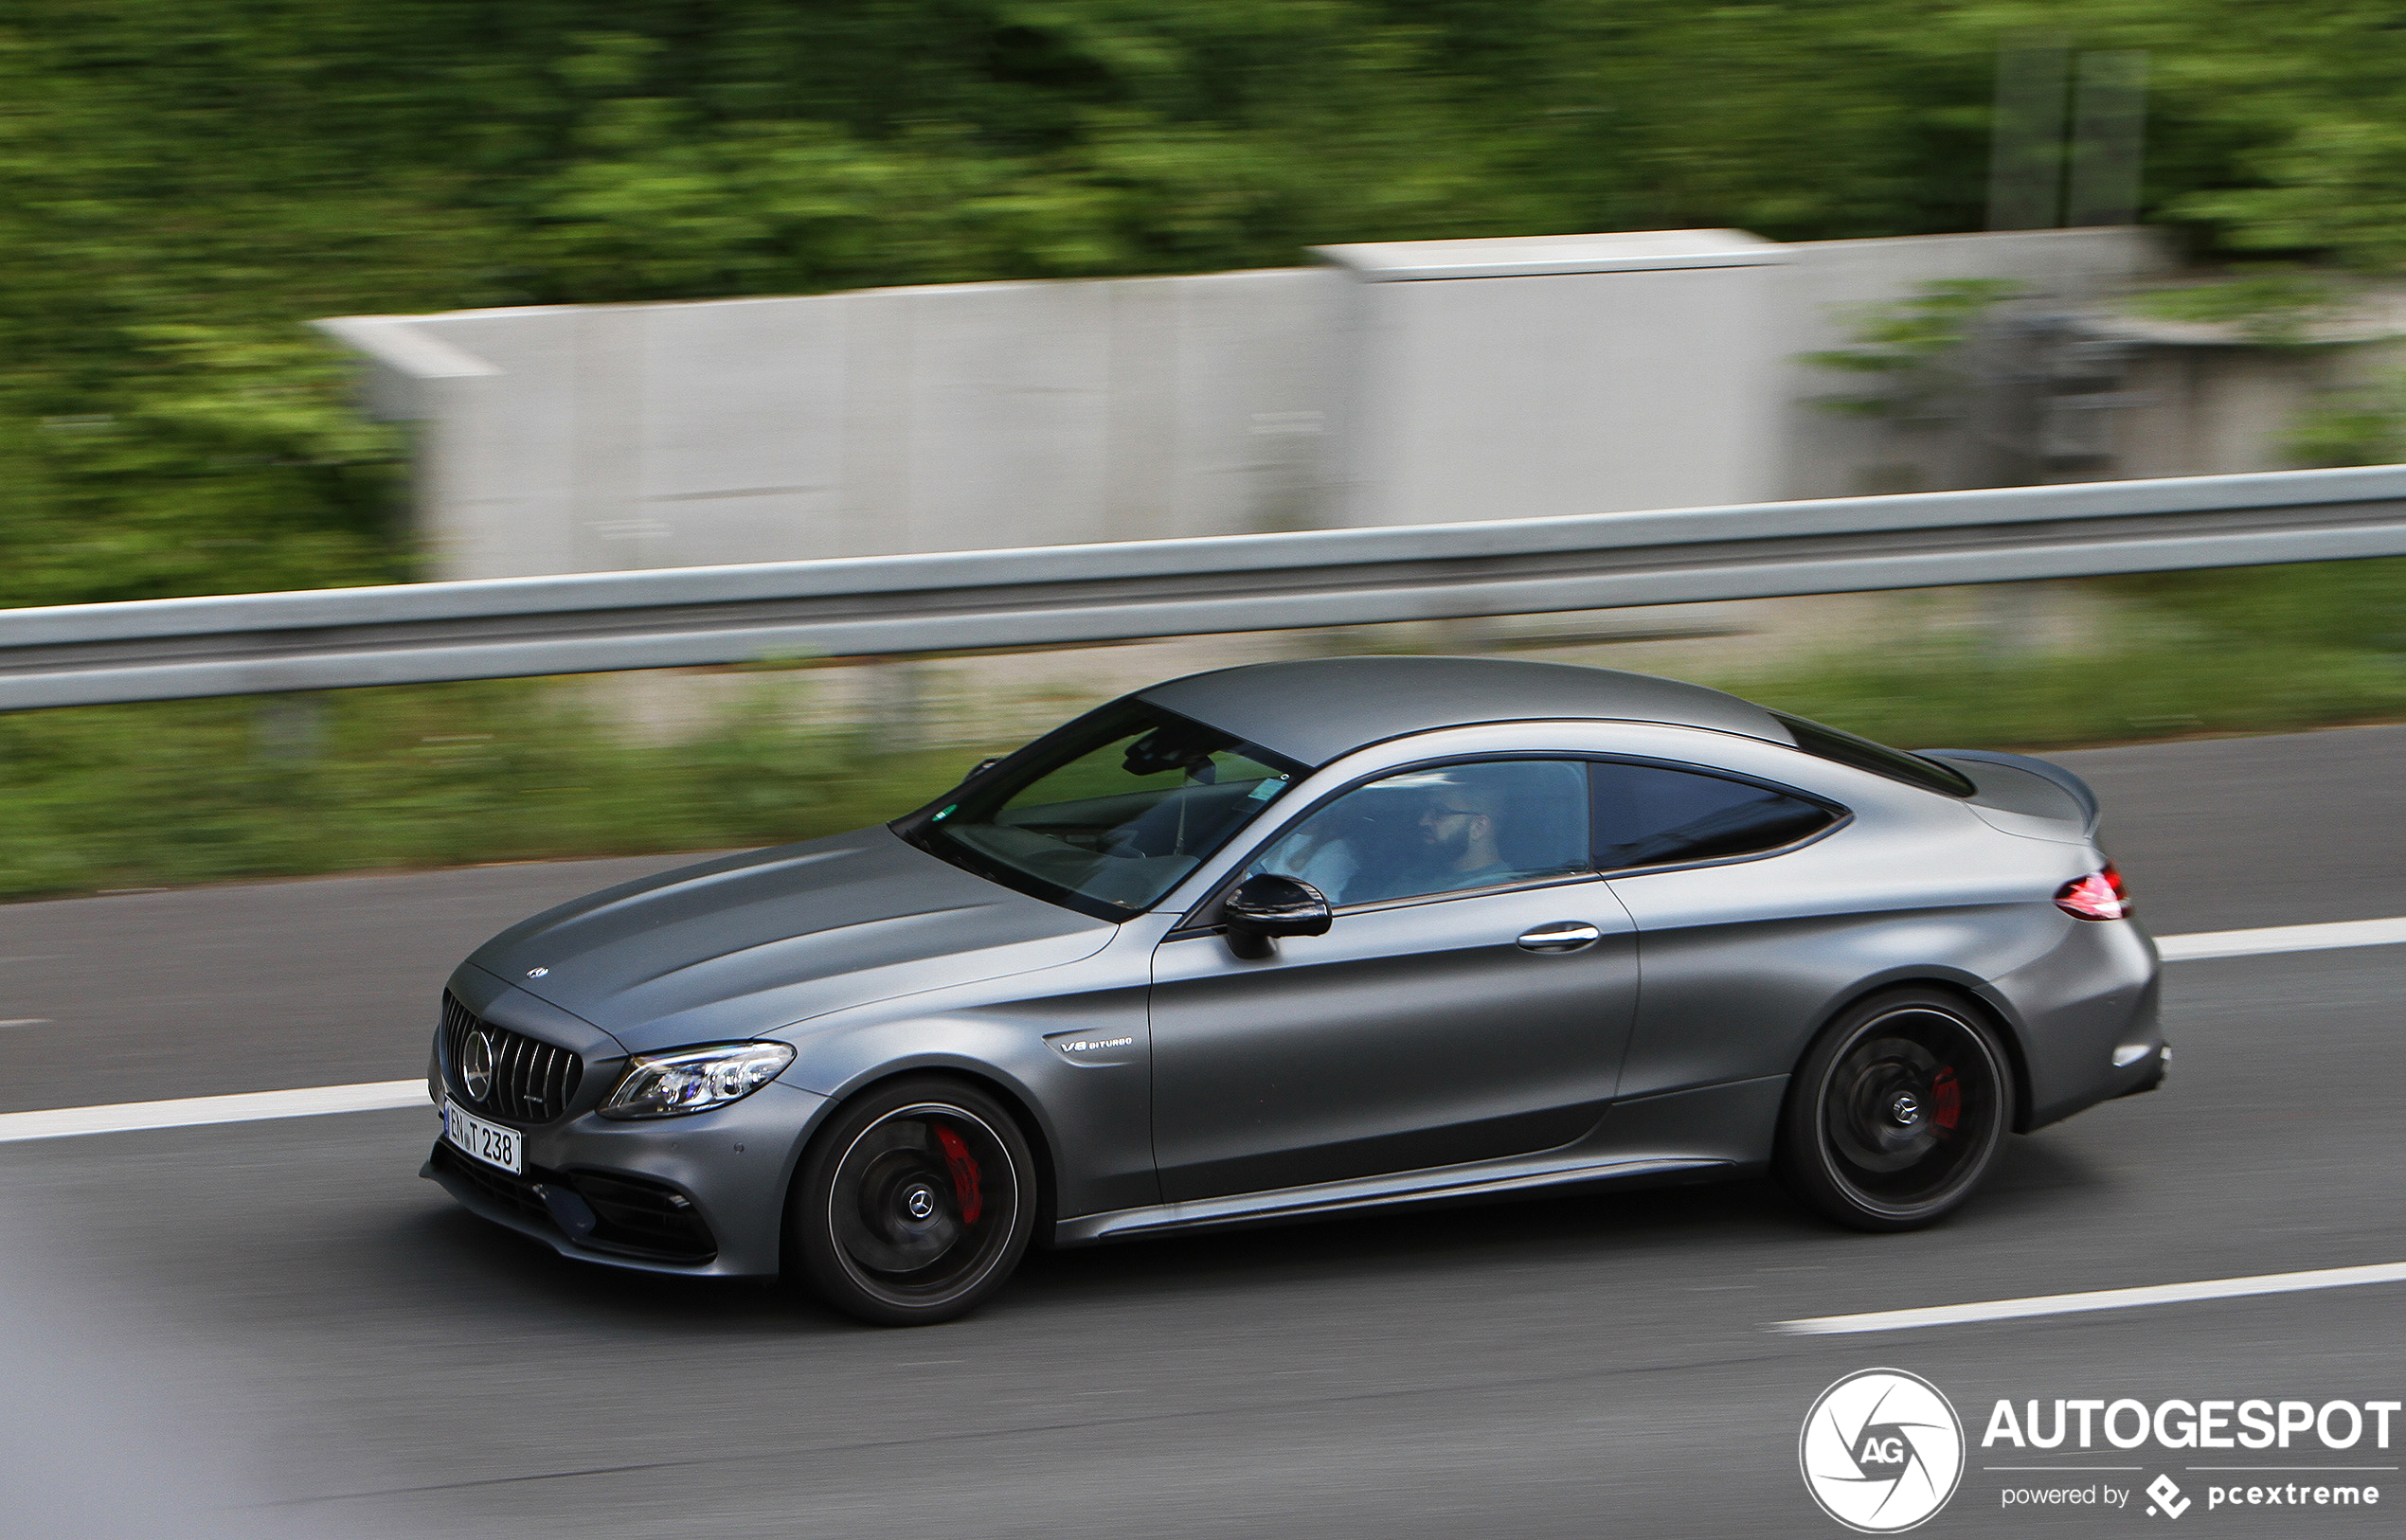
[3,0,2403,892]
[8,11,2406,1539]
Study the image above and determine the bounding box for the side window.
[1591,761,1836,872]
[1247,761,1590,907]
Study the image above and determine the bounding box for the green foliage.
[2111,557,2406,654]
[2280,374,2406,467]
[2176,116,2406,270]
[2127,268,2345,346]
[1802,278,2022,421]
[8,0,2406,611]
[0,0,2374,616]
[1726,634,2406,752]
[0,679,974,900]
[1713,559,2406,752]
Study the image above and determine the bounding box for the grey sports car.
[423,656,2164,1325]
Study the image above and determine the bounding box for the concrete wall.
[1770,227,2172,498]
[324,269,1343,580]
[1315,230,1787,526]
[321,225,2168,582]
[2102,335,2406,479]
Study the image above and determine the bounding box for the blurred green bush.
[0,679,976,900]
[11,0,2406,608]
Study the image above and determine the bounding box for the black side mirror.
[1222,874,1332,939]
[963,757,1001,783]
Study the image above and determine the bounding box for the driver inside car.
[1249,763,1586,907]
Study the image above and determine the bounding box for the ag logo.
[1799,1369,1965,1532]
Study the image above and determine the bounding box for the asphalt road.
[4,724,2403,1538]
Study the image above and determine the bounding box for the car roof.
[1136,655,1793,767]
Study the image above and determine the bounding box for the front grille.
[428,1142,718,1262]
[442,992,583,1125]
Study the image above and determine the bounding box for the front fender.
[771,967,1159,1222]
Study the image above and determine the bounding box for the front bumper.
[422,1079,831,1278]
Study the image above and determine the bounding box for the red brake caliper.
[934,1125,984,1224]
[1930,1067,1962,1132]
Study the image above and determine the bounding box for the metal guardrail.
[6,464,2406,711]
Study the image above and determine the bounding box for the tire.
[1778,988,2015,1233]
[788,1076,1037,1327]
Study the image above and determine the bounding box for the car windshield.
[897,701,1306,919]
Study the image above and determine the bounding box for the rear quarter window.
[1590,761,1839,872]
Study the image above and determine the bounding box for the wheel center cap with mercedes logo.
[461,1030,494,1102]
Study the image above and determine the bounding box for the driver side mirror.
[1222,874,1332,939]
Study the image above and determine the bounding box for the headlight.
[599,1042,796,1119]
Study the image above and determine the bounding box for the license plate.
[443,1099,522,1174]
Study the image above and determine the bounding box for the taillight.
[2056,863,2130,921]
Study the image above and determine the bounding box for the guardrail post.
[1977,580,2068,657]
[865,660,934,755]
[254,695,327,766]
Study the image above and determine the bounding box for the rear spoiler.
[1920,748,2102,836]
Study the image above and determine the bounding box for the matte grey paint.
[1930,748,2101,833]
[422,657,2162,1280]
[1149,877,1640,1201]
[1989,919,2164,1127]
[423,1080,829,1277]
[431,959,830,1277]
[467,830,1114,1053]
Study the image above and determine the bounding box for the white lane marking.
[0,1019,52,1028]
[1773,1260,2406,1335]
[0,1081,428,1144]
[2159,915,2406,960]
[2,917,2402,1146]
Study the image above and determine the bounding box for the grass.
[1718,638,2406,753]
[0,679,979,902]
[4,568,2404,903]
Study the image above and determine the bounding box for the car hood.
[466,827,1116,1052]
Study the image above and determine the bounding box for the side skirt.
[1052,1152,1731,1247]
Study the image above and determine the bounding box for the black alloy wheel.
[789,1077,1036,1326]
[1779,988,2014,1232]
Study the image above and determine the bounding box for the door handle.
[1517,921,1602,953]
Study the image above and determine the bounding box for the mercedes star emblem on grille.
[461,1030,494,1101]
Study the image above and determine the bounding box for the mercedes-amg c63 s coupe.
[423,656,2164,1324]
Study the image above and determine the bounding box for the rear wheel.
[788,1077,1036,1326]
[1779,989,2013,1232]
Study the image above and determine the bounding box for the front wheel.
[788,1077,1037,1326]
[1778,989,2014,1232]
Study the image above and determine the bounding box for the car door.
[1148,760,1641,1203]
[1588,756,1860,1101]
